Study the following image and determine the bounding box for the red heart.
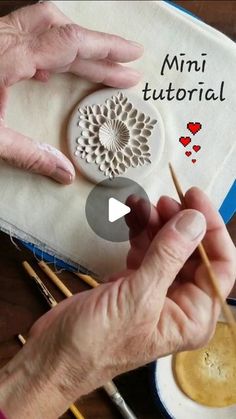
[179,137,191,147]
[192,159,196,164]
[187,122,201,135]
[193,145,201,152]
[185,151,192,157]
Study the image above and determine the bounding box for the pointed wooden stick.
[169,163,236,340]
[74,272,100,288]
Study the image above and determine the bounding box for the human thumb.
[0,126,75,184]
[130,209,206,304]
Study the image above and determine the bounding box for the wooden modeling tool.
[22,261,57,307]
[74,272,100,288]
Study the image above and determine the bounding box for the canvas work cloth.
[0,1,235,276]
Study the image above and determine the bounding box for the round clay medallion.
[68,89,164,184]
[174,322,236,407]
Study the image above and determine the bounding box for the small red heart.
[179,137,191,147]
[192,159,196,164]
[185,151,192,157]
[193,145,201,152]
[187,122,201,135]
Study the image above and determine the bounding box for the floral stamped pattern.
[74,92,157,179]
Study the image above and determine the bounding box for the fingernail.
[37,143,75,184]
[175,210,206,241]
[128,40,144,49]
[126,67,142,77]
[52,167,73,185]
[122,68,143,87]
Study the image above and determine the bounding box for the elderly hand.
[0,1,143,184]
[0,188,235,418]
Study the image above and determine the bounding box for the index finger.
[73,27,144,62]
[185,187,235,264]
[185,186,236,299]
[33,24,143,74]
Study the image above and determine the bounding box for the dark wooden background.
[0,1,235,418]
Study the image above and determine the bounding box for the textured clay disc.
[174,322,236,407]
[68,89,164,184]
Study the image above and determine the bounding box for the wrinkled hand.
[0,188,235,419]
[0,1,143,183]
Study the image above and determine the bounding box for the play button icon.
[108,198,131,223]
[85,177,151,242]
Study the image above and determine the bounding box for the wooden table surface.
[0,1,235,418]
